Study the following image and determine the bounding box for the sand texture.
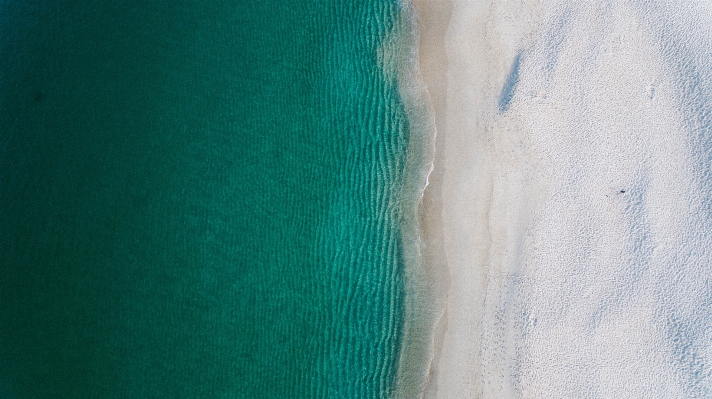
[411,1,712,397]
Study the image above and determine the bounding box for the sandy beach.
[408,1,545,397]
[407,0,712,397]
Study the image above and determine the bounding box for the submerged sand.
[406,1,712,398]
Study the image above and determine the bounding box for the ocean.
[0,0,419,397]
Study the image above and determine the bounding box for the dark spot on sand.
[498,52,522,113]
[620,190,626,194]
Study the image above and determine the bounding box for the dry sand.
[405,0,712,398]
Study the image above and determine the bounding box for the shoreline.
[392,0,450,397]
[403,1,545,397]
[407,0,451,397]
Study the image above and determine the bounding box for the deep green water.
[0,1,413,397]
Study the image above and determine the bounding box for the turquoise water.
[0,1,414,397]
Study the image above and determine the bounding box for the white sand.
[405,1,712,398]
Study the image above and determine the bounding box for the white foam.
[418,0,712,397]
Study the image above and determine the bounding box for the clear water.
[0,1,412,397]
